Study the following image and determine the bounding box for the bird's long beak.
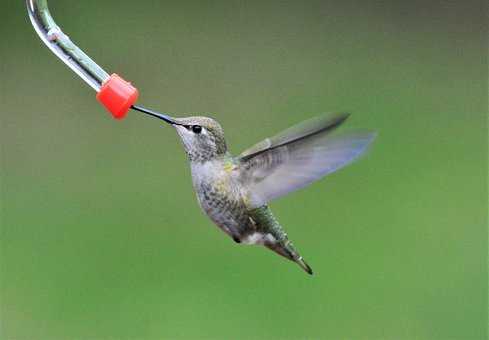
[131,105,179,125]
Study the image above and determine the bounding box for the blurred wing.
[238,119,376,208]
[239,112,350,159]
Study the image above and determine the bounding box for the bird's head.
[172,116,227,162]
[133,106,227,162]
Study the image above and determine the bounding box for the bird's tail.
[295,256,313,275]
[266,239,313,275]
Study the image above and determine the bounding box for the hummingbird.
[132,105,376,275]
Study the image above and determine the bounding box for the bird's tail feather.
[266,239,313,275]
[295,256,313,275]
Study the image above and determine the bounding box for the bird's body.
[191,155,249,241]
[132,106,376,275]
[190,154,311,272]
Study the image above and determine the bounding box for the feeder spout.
[26,0,165,120]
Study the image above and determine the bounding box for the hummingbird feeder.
[26,0,169,120]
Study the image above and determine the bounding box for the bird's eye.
[192,125,202,134]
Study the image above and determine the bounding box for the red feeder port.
[96,74,139,119]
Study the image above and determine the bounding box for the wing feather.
[239,112,350,160]
[238,113,376,208]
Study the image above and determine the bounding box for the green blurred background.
[1,0,487,339]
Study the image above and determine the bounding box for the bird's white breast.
[191,160,227,187]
